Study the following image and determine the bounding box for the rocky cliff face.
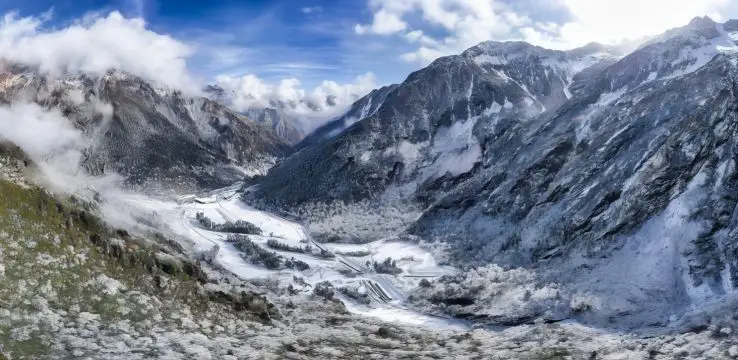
[254,17,738,328]
[0,68,289,189]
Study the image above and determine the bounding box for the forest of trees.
[370,257,402,275]
[226,235,310,271]
[196,212,263,235]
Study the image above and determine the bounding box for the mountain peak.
[204,84,225,97]
[688,15,716,29]
[464,40,547,57]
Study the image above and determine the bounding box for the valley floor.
[155,184,467,330]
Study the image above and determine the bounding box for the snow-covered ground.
[127,183,466,330]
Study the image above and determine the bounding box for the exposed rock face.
[254,18,738,328]
[0,68,289,189]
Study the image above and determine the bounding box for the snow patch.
[563,85,572,99]
[384,140,425,167]
[88,274,126,296]
[665,25,738,80]
[66,89,86,105]
[339,295,466,331]
[574,88,627,143]
[541,53,608,85]
[474,54,507,66]
[422,117,481,182]
[358,97,373,119]
[573,170,711,320]
[596,88,627,106]
[602,125,630,147]
[359,151,373,163]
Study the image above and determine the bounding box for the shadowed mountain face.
[253,17,738,327]
[0,68,290,189]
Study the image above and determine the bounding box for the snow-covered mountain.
[252,16,738,329]
[0,68,290,189]
[255,36,622,204]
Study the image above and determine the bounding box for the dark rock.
[251,18,738,328]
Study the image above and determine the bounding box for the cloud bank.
[355,0,738,64]
[214,72,377,131]
[0,103,84,169]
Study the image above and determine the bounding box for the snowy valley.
[125,183,467,330]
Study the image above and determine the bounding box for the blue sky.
[151,0,407,86]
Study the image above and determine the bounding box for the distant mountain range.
[0,68,289,190]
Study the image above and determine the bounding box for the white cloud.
[356,0,738,64]
[301,6,323,14]
[0,11,199,94]
[0,101,113,198]
[0,102,84,170]
[557,0,738,45]
[0,100,184,236]
[355,8,409,35]
[214,72,377,131]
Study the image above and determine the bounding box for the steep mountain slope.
[243,107,305,144]
[253,17,738,328]
[0,68,290,189]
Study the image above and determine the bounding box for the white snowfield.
[149,184,466,330]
